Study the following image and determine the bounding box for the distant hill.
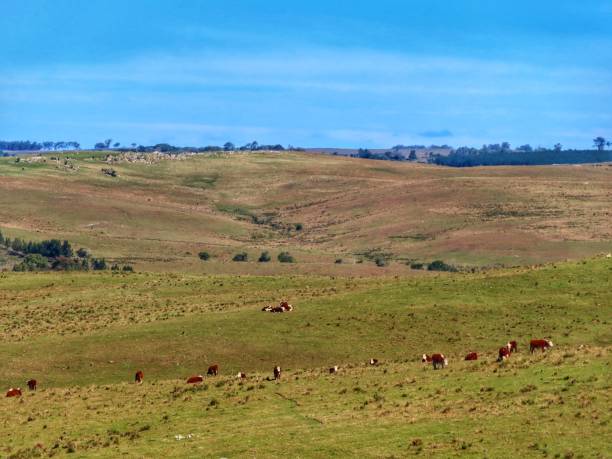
[0,150,610,273]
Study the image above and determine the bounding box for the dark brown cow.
[431,354,448,370]
[464,352,478,361]
[27,379,37,391]
[507,341,518,353]
[207,364,219,376]
[6,388,22,397]
[186,375,204,384]
[273,366,281,380]
[530,339,553,353]
[329,365,339,374]
[498,346,511,361]
[134,370,144,384]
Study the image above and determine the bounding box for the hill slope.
[0,151,610,274]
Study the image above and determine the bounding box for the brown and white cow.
[464,352,478,361]
[422,354,433,363]
[6,388,22,397]
[329,365,339,374]
[431,354,448,370]
[134,370,144,384]
[273,366,282,380]
[507,341,518,353]
[207,364,219,376]
[236,372,246,379]
[262,305,273,312]
[498,346,511,361]
[369,358,379,366]
[280,302,293,312]
[530,339,553,353]
[27,379,37,391]
[186,375,204,384]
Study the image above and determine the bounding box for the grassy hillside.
[0,151,610,274]
[0,257,610,457]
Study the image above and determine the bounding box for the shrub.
[91,258,107,270]
[76,248,89,258]
[335,258,343,264]
[198,251,211,261]
[295,223,303,231]
[258,251,271,262]
[427,260,457,272]
[277,252,294,263]
[122,265,134,272]
[375,257,387,267]
[232,252,248,262]
[13,253,49,271]
[409,262,425,270]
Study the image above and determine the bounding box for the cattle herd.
[5,297,555,399]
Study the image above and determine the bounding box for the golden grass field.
[1,151,610,274]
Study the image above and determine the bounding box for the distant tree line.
[0,140,81,151]
[430,139,611,167]
[96,140,294,153]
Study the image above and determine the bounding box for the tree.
[554,143,563,152]
[113,142,120,148]
[277,252,294,263]
[516,144,533,152]
[131,143,137,149]
[232,252,248,262]
[593,137,607,151]
[94,142,106,149]
[250,141,259,151]
[0,229,4,246]
[91,258,107,270]
[104,139,113,148]
[76,248,89,258]
[223,142,235,151]
[258,251,271,262]
[198,251,210,261]
[501,142,511,152]
[408,150,417,161]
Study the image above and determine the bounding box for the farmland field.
[1,257,610,457]
[0,151,611,457]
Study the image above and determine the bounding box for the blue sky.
[2,0,611,149]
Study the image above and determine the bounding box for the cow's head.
[421,354,428,362]
[444,358,448,367]
[547,340,554,347]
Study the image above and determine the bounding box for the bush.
[427,260,457,272]
[13,253,49,271]
[258,251,271,262]
[76,248,89,258]
[295,223,303,231]
[198,251,211,261]
[122,265,134,272]
[91,258,107,270]
[335,258,343,264]
[375,257,387,267]
[232,252,248,262]
[277,252,294,263]
[409,262,425,270]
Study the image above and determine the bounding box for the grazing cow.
[207,364,219,376]
[530,339,553,353]
[507,341,518,353]
[329,365,339,374]
[464,352,478,361]
[271,306,284,313]
[6,388,22,398]
[134,370,144,384]
[369,358,379,366]
[27,379,37,391]
[186,375,204,384]
[262,305,273,312]
[236,372,246,379]
[431,354,448,370]
[422,354,433,363]
[280,301,293,312]
[498,346,511,361]
[273,366,281,380]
